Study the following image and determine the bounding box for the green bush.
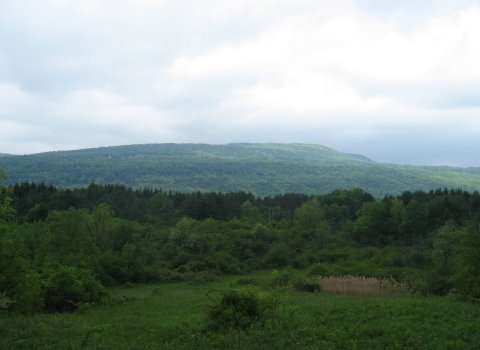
[269,269,293,288]
[425,271,453,296]
[454,268,480,302]
[10,272,44,314]
[233,277,259,286]
[292,277,322,293]
[189,271,219,285]
[44,265,109,312]
[205,285,281,331]
[150,286,164,296]
[409,279,429,297]
[307,263,330,277]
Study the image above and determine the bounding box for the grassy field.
[1,271,479,349]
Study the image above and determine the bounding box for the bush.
[189,271,219,285]
[454,268,480,302]
[44,265,109,312]
[307,263,330,277]
[10,272,44,314]
[409,279,429,297]
[292,277,322,293]
[150,287,164,296]
[425,272,453,296]
[269,269,293,288]
[0,291,14,310]
[233,277,259,286]
[205,285,281,331]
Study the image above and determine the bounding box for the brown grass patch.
[318,275,408,296]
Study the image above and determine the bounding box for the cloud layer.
[1,0,480,166]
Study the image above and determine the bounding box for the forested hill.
[3,143,374,163]
[1,143,480,196]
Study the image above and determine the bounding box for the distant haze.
[1,0,480,167]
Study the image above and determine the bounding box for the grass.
[318,275,409,296]
[1,271,479,349]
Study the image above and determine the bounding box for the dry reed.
[318,275,408,296]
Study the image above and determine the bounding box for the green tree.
[390,198,405,241]
[400,199,427,251]
[0,169,44,314]
[170,217,196,252]
[87,203,115,253]
[432,221,462,276]
[0,169,17,306]
[147,192,175,225]
[455,214,480,300]
[0,169,15,224]
[44,208,92,255]
[462,214,480,273]
[353,201,388,246]
[295,199,324,229]
[241,200,263,223]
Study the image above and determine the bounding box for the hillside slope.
[0,143,479,196]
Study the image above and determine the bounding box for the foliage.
[456,213,480,301]
[4,168,480,315]
[1,273,480,349]
[269,269,294,288]
[43,265,108,312]
[0,291,14,309]
[307,263,331,277]
[233,277,259,286]
[205,285,283,331]
[292,277,322,293]
[2,143,480,197]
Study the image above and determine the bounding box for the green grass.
[1,271,479,349]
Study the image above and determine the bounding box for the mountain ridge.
[0,143,479,196]
[13,143,374,164]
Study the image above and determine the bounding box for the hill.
[0,143,479,196]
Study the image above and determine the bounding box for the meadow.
[1,270,479,350]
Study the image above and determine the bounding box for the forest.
[1,166,480,348]
[2,170,480,311]
[1,143,480,196]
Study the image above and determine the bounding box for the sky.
[1,0,480,167]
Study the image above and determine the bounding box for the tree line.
[1,174,480,314]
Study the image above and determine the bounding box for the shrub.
[0,291,14,310]
[264,243,289,268]
[44,265,109,312]
[233,277,259,286]
[409,279,429,297]
[269,269,293,288]
[205,285,281,331]
[10,272,44,314]
[425,272,453,296]
[189,271,219,285]
[150,287,163,296]
[307,263,330,277]
[292,277,322,293]
[455,267,480,302]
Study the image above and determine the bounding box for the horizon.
[1,141,478,169]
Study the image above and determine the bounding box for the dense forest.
[1,164,480,315]
[1,143,480,196]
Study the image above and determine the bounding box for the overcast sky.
[1,0,480,166]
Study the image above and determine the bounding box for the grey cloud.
[1,0,480,167]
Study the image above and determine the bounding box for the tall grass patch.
[318,275,408,296]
